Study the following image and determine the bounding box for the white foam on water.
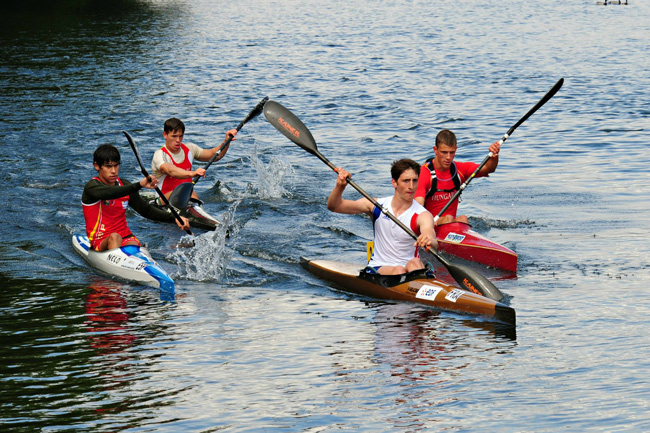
[167,146,295,281]
[168,203,240,282]
[249,143,295,200]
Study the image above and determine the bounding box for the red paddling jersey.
[83,177,132,246]
[415,161,481,218]
[159,143,193,195]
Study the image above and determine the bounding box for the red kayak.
[435,222,518,273]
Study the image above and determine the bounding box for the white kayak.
[72,234,175,296]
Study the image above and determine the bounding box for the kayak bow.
[72,234,175,297]
[436,222,518,272]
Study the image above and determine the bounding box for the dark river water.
[2,0,649,431]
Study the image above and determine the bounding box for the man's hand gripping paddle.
[434,78,564,222]
[123,131,195,247]
[169,96,269,209]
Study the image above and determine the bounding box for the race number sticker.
[445,289,465,303]
[415,284,443,301]
[121,256,143,270]
[444,232,466,244]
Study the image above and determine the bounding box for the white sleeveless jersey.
[367,196,427,267]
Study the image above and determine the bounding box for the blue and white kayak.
[72,234,175,296]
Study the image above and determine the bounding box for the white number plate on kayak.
[444,232,466,243]
[122,256,144,270]
[415,284,443,301]
[445,289,465,303]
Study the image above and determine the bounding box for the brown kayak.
[301,259,515,326]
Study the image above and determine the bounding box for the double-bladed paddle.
[123,131,194,237]
[434,78,564,222]
[169,96,269,209]
[263,100,504,301]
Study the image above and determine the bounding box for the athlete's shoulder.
[411,200,428,214]
[185,142,203,155]
[455,160,479,175]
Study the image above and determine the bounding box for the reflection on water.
[85,281,136,353]
[373,304,515,378]
[367,302,516,431]
[0,275,190,431]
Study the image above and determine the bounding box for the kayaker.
[82,144,190,251]
[327,159,437,275]
[415,129,500,225]
[151,117,238,202]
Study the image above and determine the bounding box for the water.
[2,0,649,431]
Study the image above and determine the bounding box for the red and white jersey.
[83,177,131,246]
[151,142,202,195]
[368,196,427,267]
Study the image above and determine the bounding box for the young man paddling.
[151,117,238,202]
[327,159,437,275]
[83,144,190,251]
[415,129,501,225]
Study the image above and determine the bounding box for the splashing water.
[249,143,294,200]
[167,146,294,282]
[168,203,241,282]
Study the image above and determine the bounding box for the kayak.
[141,191,220,231]
[435,222,518,273]
[301,258,515,326]
[72,234,175,297]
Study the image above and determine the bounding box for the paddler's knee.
[103,233,123,250]
[377,265,407,275]
[406,258,424,273]
[455,215,469,224]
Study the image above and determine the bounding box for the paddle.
[434,78,564,222]
[169,96,270,209]
[123,131,194,237]
[263,100,504,301]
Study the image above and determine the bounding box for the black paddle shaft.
[435,78,564,220]
[123,131,193,236]
[192,96,269,184]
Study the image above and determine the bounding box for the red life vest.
[160,143,193,195]
[420,160,465,218]
[83,177,132,246]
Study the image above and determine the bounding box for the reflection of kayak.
[72,234,175,296]
[85,281,137,352]
[141,191,219,231]
[436,222,518,273]
[301,258,515,326]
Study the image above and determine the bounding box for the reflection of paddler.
[373,303,515,386]
[373,304,449,381]
[85,281,136,352]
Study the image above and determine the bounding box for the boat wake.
[470,216,536,231]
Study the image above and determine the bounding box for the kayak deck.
[72,234,175,296]
[142,192,220,231]
[301,259,515,326]
[436,222,518,273]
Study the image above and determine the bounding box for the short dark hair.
[390,158,421,181]
[93,144,120,167]
[164,117,185,134]
[435,129,457,148]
